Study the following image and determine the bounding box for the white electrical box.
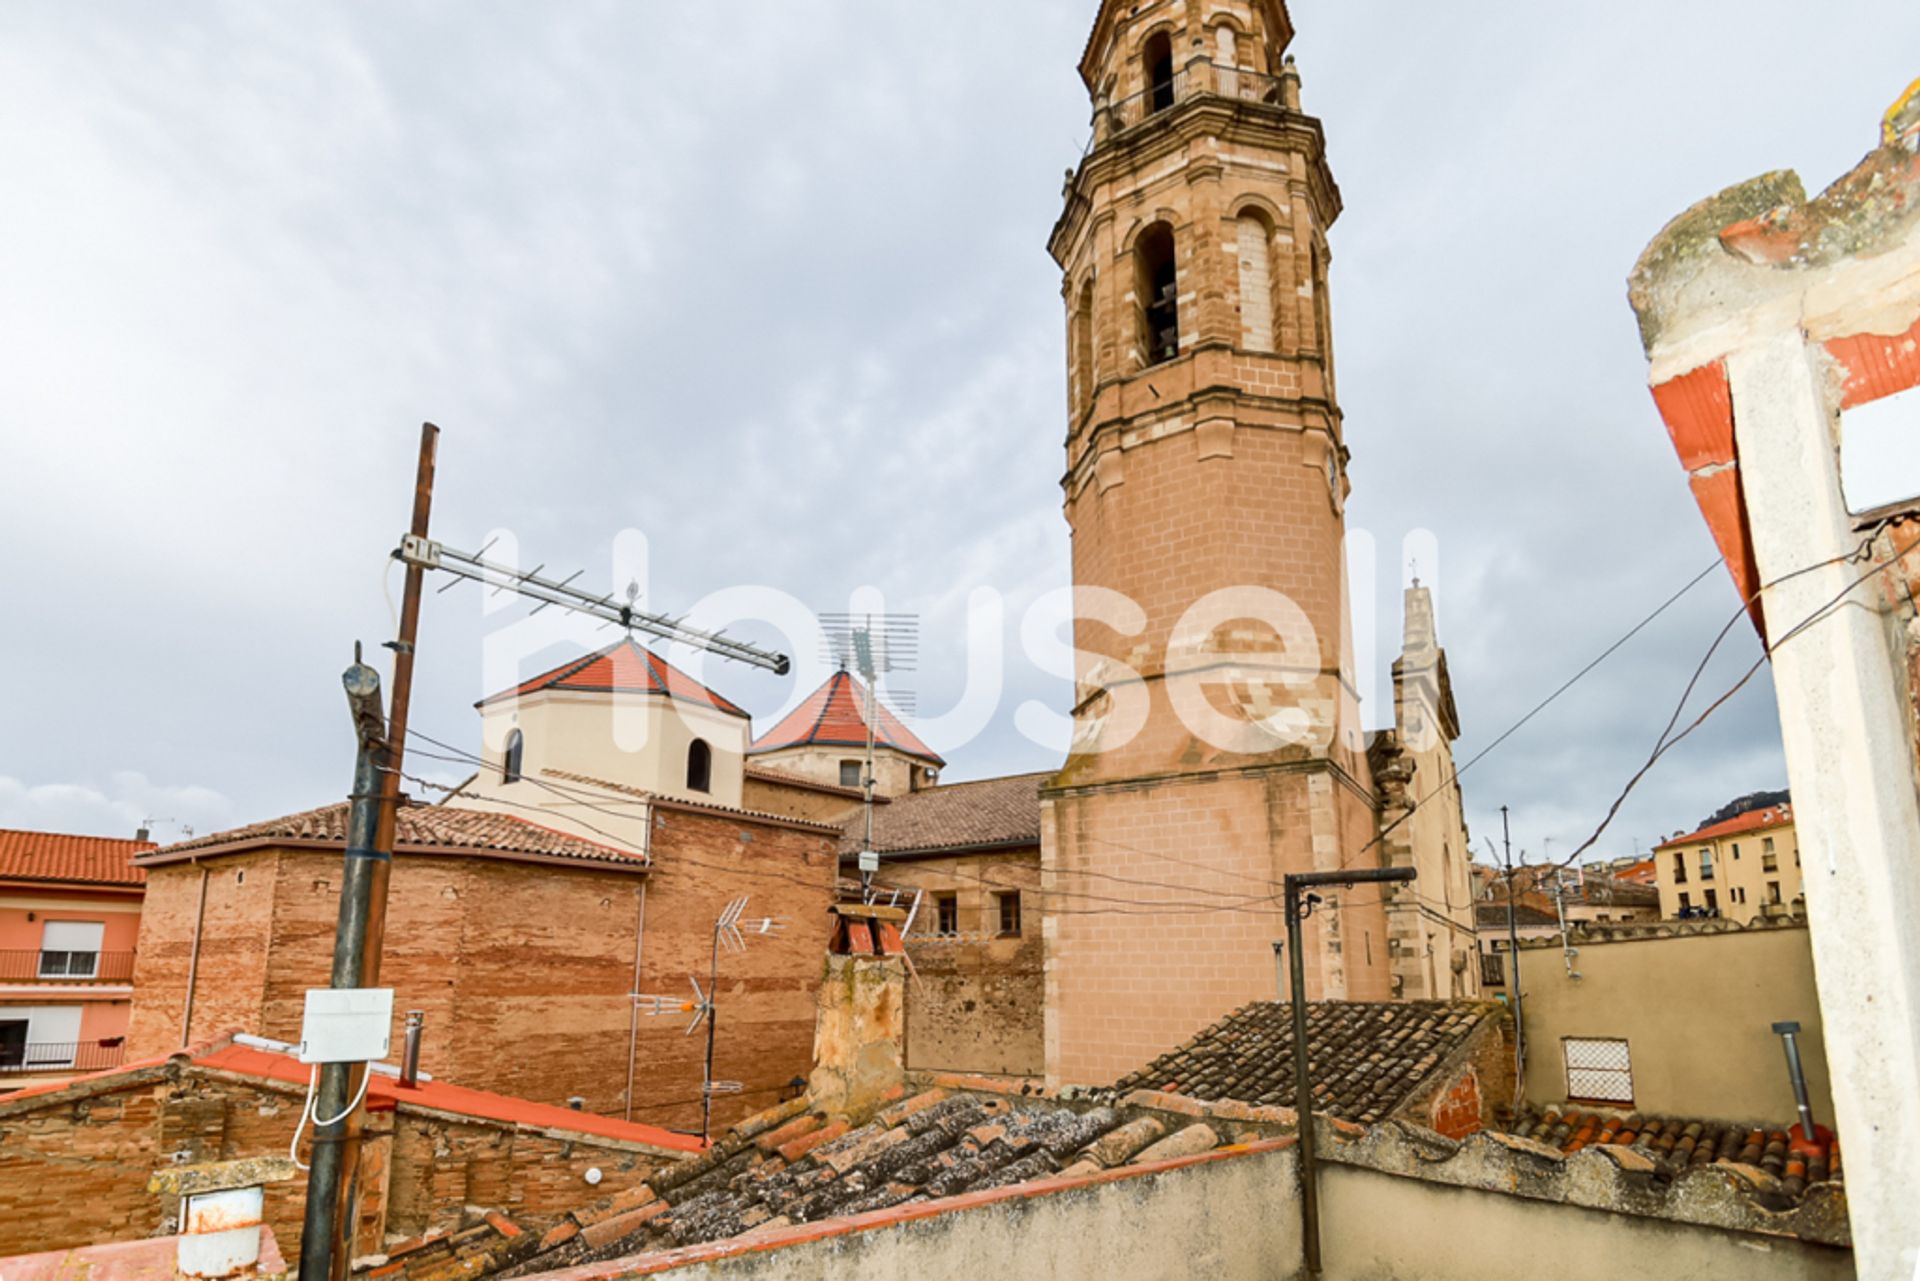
[298,988,394,1064]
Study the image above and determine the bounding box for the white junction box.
[298,988,394,1064]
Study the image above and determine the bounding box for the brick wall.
[126,815,835,1134]
[0,1060,674,1262]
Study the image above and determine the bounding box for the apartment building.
[1652,803,1802,923]
[0,827,152,1091]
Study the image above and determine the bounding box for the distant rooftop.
[0,827,153,887]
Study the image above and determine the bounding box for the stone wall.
[0,1057,679,1263]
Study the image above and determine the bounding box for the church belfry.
[1041,0,1393,1086]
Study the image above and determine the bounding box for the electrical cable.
[288,1063,373,1171]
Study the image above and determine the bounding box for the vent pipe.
[400,1010,424,1088]
[1771,1020,1817,1137]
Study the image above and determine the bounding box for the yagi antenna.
[397,535,790,674]
[633,896,788,1142]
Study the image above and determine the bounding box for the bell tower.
[1041,0,1392,1085]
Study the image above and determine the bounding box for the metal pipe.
[1285,866,1417,1277]
[400,1011,424,1089]
[179,864,209,1048]
[1772,1021,1818,1136]
[625,881,648,1122]
[298,658,391,1281]
[1501,808,1527,1100]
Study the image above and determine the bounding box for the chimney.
[808,905,908,1116]
[136,825,151,843]
[149,1156,297,1280]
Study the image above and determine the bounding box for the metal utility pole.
[1284,865,1416,1276]
[1502,806,1527,1100]
[299,424,439,1281]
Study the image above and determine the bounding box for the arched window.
[1143,31,1175,115]
[1235,212,1275,352]
[502,729,524,784]
[686,738,712,794]
[1136,223,1179,366]
[1072,277,1095,418]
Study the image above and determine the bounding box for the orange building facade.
[0,828,152,1092]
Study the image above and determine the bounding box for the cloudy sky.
[3,1,1914,866]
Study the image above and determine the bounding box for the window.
[1763,836,1775,855]
[935,894,959,936]
[996,891,1022,937]
[1671,852,1687,884]
[1767,881,1782,904]
[502,729,524,784]
[686,739,713,794]
[1479,951,1505,987]
[1143,30,1175,114]
[1235,212,1275,352]
[840,759,863,789]
[38,921,104,978]
[1678,892,1691,912]
[1563,1037,1633,1104]
[1137,223,1179,366]
[1730,842,1741,861]
[1215,24,1240,96]
[1704,889,1718,913]
[1698,848,1714,881]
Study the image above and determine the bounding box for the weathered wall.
[126,817,834,1133]
[0,1063,671,1263]
[532,1144,1305,1281]
[868,848,1043,1078]
[1318,1163,1851,1281]
[1515,921,1832,1123]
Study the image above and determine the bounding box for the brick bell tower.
[1040,0,1392,1085]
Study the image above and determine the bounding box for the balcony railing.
[0,950,137,982]
[1097,61,1287,141]
[0,1040,126,1075]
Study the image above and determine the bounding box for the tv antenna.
[820,613,920,892]
[397,536,790,674]
[633,895,788,1141]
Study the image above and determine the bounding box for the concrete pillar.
[1724,334,1920,1278]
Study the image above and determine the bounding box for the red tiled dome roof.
[748,670,943,767]
[475,638,747,718]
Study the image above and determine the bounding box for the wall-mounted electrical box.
[298,988,394,1064]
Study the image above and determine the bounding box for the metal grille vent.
[1564,1037,1634,1103]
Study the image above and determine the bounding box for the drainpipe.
[180,863,210,1049]
[624,880,649,1121]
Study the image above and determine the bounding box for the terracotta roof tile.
[1110,1001,1500,1125]
[508,1089,1261,1274]
[750,671,943,766]
[1474,903,1560,929]
[476,638,747,718]
[836,772,1051,856]
[137,802,647,868]
[1507,1106,1838,1203]
[0,828,153,886]
[1654,804,1794,850]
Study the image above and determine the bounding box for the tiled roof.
[1655,804,1794,850]
[1474,903,1560,929]
[542,770,843,835]
[500,1085,1283,1275]
[743,765,866,800]
[476,638,748,718]
[137,802,648,868]
[836,772,1051,856]
[0,828,152,886]
[1109,1001,1498,1125]
[1507,1107,1839,1202]
[749,671,944,766]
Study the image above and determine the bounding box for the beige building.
[1652,803,1801,923]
